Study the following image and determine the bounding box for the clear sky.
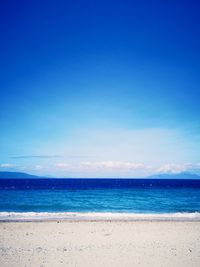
[0,0,200,177]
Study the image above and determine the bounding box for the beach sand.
[0,221,200,267]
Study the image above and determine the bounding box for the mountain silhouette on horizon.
[149,172,200,179]
[0,171,41,179]
[0,171,200,179]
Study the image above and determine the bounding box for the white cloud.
[9,126,198,177]
[0,163,17,168]
[55,163,70,169]
[56,161,200,177]
[81,161,147,170]
[1,160,200,178]
[156,163,200,174]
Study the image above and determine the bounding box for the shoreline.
[1,211,200,222]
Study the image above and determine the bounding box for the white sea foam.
[0,212,200,221]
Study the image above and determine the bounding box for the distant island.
[0,171,41,179]
[148,172,200,179]
[0,171,200,179]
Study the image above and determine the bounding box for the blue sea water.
[0,178,200,214]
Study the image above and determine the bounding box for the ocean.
[0,178,200,220]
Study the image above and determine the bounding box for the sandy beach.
[0,221,200,267]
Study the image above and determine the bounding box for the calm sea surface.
[0,179,200,213]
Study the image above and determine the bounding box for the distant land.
[148,172,200,179]
[0,171,200,179]
[0,172,41,179]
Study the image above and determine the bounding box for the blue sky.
[0,0,200,177]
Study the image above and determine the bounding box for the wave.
[1,212,200,221]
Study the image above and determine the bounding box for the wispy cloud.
[51,161,152,178]
[11,155,92,159]
[1,160,200,177]
[65,155,93,159]
[156,163,200,174]
[49,161,200,177]
[0,163,17,168]
[81,161,148,170]
[55,163,70,168]
[10,155,63,159]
